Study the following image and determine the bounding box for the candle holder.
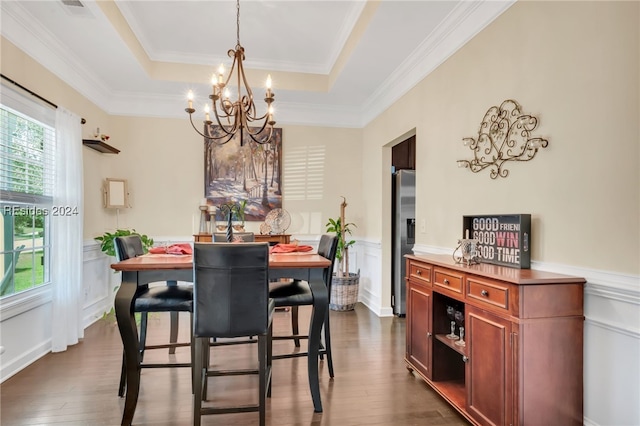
[453,236,480,266]
[218,203,235,242]
[199,204,209,234]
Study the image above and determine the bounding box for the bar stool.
[114,235,194,397]
[192,242,274,426]
[268,234,338,377]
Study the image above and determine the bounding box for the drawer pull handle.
[427,332,432,338]
[462,355,469,363]
[481,290,489,297]
[443,279,450,285]
[416,270,421,275]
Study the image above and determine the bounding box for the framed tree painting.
[204,125,282,221]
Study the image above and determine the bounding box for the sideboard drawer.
[408,261,431,286]
[433,268,463,295]
[467,278,510,311]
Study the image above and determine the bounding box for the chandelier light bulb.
[204,104,211,122]
[187,90,194,109]
[266,74,272,89]
[224,88,231,100]
[217,64,225,85]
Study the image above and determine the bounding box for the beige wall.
[106,117,363,238]
[365,1,639,275]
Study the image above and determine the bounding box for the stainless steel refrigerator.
[392,169,415,316]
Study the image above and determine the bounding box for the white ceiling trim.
[106,90,362,129]
[115,1,366,76]
[1,2,112,112]
[321,1,368,76]
[360,0,516,126]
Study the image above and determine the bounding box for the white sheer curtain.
[51,107,84,352]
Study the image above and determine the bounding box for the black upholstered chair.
[114,235,194,397]
[268,234,338,377]
[212,232,255,242]
[192,242,274,426]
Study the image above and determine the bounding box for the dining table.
[111,250,331,426]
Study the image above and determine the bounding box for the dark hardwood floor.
[1,304,468,425]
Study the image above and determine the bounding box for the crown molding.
[1,1,112,112]
[360,0,516,126]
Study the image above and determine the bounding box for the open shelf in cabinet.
[430,291,467,409]
[431,379,466,410]
[435,334,467,356]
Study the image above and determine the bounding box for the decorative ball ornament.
[264,208,291,234]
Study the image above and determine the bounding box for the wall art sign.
[462,214,531,269]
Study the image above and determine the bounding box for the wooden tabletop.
[111,253,330,272]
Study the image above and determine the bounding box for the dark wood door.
[406,281,432,379]
[466,306,513,426]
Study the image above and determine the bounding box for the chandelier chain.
[236,0,240,47]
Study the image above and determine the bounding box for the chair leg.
[169,312,179,354]
[190,314,195,394]
[167,280,179,354]
[324,311,334,378]
[202,338,210,400]
[139,312,148,360]
[258,334,267,426]
[193,337,205,426]
[291,306,300,347]
[267,323,273,398]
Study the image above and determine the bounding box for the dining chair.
[114,235,194,397]
[213,232,255,242]
[268,234,338,377]
[192,242,274,426]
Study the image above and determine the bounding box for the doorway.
[391,136,416,316]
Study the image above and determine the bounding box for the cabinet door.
[466,306,513,426]
[406,282,432,379]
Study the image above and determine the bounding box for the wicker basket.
[329,271,360,311]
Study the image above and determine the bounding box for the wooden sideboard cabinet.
[405,254,585,426]
[193,233,290,244]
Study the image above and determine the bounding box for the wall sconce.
[457,99,548,179]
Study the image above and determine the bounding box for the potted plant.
[94,229,154,258]
[94,229,153,321]
[325,196,360,311]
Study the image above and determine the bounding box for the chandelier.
[185,0,275,146]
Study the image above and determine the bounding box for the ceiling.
[1,0,513,128]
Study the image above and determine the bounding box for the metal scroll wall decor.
[457,99,549,179]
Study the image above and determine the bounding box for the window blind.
[0,82,56,204]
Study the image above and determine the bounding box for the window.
[1,83,55,298]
